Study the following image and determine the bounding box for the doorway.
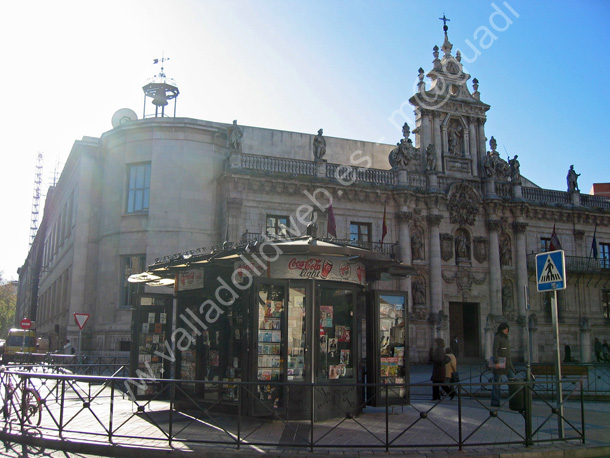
[449,302,480,359]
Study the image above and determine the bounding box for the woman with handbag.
[445,347,457,399]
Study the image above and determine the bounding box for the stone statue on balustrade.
[313,129,326,161]
[509,155,521,185]
[481,136,509,181]
[389,122,420,169]
[227,120,243,151]
[567,164,580,192]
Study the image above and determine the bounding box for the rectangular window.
[126,163,151,213]
[350,222,371,243]
[540,237,551,252]
[600,243,610,269]
[603,290,610,320]
[266,215,289,237]
[120,255,146,307]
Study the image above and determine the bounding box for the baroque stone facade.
[16,26,610,366]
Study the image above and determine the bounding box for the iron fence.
[0,365,602,455]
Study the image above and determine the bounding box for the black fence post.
[109,378,115,443]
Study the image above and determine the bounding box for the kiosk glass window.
[287,287,306,381]
[318,287,354,380]
[379,294,406,385]
[257,284,285,383]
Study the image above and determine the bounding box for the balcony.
[241,232,397,258]
[526,253,610,274]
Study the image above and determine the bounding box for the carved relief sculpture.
[448,182,479,226]
[473,237,488,264]
[440,234,454,261]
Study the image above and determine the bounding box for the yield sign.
[74,313,90,330]
[535,250,566,292]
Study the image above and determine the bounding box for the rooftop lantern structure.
[142,57,179,118]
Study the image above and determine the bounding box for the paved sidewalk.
[1,365,609,458]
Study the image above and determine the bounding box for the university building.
[17,25,610,392]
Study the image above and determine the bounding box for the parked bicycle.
[0,366,42,426]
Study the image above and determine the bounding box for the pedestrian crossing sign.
[535,250,566,292]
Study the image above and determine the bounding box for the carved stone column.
[478,119,487,164]
[513,221,528,316]
[487,219,502,316]
[397,211,413,310]
[421,109,432,155]
[433,112,443,169]
[428,214,443,333]
[580,317,591,363]
[469,117,478,171]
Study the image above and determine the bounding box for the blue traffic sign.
[535,250,566,292]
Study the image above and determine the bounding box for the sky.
[1,0,609,280]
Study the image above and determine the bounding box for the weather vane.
[152,54,170,79]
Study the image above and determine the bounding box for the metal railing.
[1,365,604,455]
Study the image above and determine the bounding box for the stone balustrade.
[230,153,610,210]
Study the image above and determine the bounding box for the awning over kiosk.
[130,236,417,284]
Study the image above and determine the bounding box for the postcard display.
[319,288,354,381]
[257,285,285,408]
[379,296,406,386]
[137,308,169,396]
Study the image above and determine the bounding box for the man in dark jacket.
[491,323,515,407]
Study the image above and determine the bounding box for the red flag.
[327,202,337,238]
[549,224,562,251]
[381,203,388,243]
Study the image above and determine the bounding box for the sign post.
[536,250,566,438]
[74,313,90,363]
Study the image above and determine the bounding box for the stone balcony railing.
[228,152,610,210]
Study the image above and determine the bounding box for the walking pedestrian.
[564,342,572,363]
[603,340,609,363]
[445,347,457,399]
[430,338,449,400]
[450,335,460,358]
[594,337,602,362]
[490,323,515,407]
